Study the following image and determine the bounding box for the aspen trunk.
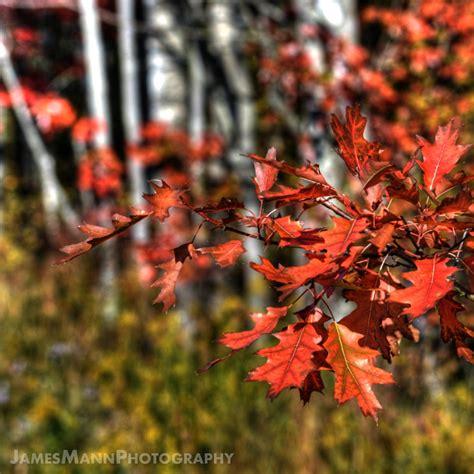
[0,27,78,236]
[208,2,263,309]
[117,0,148,242]
[78,0,117,320]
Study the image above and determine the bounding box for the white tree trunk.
[144,0,185,125]
[209,3,263,309]
[292,0,359,190]
[78,0,111,148]
[188,31,206,199]
[78,0,117,320]
[117,0,148,242]
[0,28,78,236]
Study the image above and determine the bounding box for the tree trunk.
[208,2,264,309]
[117,0,148,242]
[78,0,117,320]
[0,27,78,236]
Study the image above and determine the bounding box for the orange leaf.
[311,217,368,257]
[417,118,471,193]
[324,323,394,420]
[253,147,279,194]
[388,258,458,318]
[197,240,246,268]
[330,105,381,176]
[151,259,183,312]
[56,208,151,264]
[219,306,288,350]
[143,180,185,222]
[247,323,323,398]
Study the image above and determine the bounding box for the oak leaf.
[143,180,185,221]
[388,258,458,318]
[438,292,474,363]
[151,259,183,312]
[197,240,246,268]
[56,208,151,264]
[219,306,288,350]
[253,147,279,194]
[310,217,367,257]
[417,118,471,193]
[330,105,382,176]
[251,256,334,300]
[247,323,323,398]
[324,323,394,419]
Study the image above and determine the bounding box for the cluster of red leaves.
[77,147,123,198]
[127,121,224,166]
[30,94,77,134]
[58,106,473,420]
[362,0,474,152]
[72,117,107,144]
[0,87,76,134]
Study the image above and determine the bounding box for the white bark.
[316,0,358,42]
[209,2,263,309]
[188,44,205,144]
[78,0,117,320]
[144,0,185,126]
[294,0,359,188]
[0,29,78,235]
[78,0,111,148]
[188,36,206,197]
[117,0,148,242]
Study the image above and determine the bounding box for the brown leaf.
[253,147,279,194]
[438,292,474,363]
[197,240,246,268]
[330,105,382,176]
[143,180,186,221]
[56,208,151,264]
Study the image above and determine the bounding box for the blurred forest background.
[0,0,473,472]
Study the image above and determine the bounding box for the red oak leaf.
[197,240,246,268]
[299,369,325,405]
[151,258,183,312]
[247,323,323,398]
[246,151,332,187]
[388,258,458,318]
[417,118,471,193]
[311,217,367,257]
[324,323,395,419]
[219,306,288,350]
[253,147,279,194]
[251,256,334,300]
[143,180,185,221]
[371,223,396,251]
[330,105,382,176]
[279,229,324,249]
[56,208,151,264]
[438,292,474,363]
[435,189,473,215]
[262,183,336,207]
[340,273,407,361]
[263,215,304,240]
